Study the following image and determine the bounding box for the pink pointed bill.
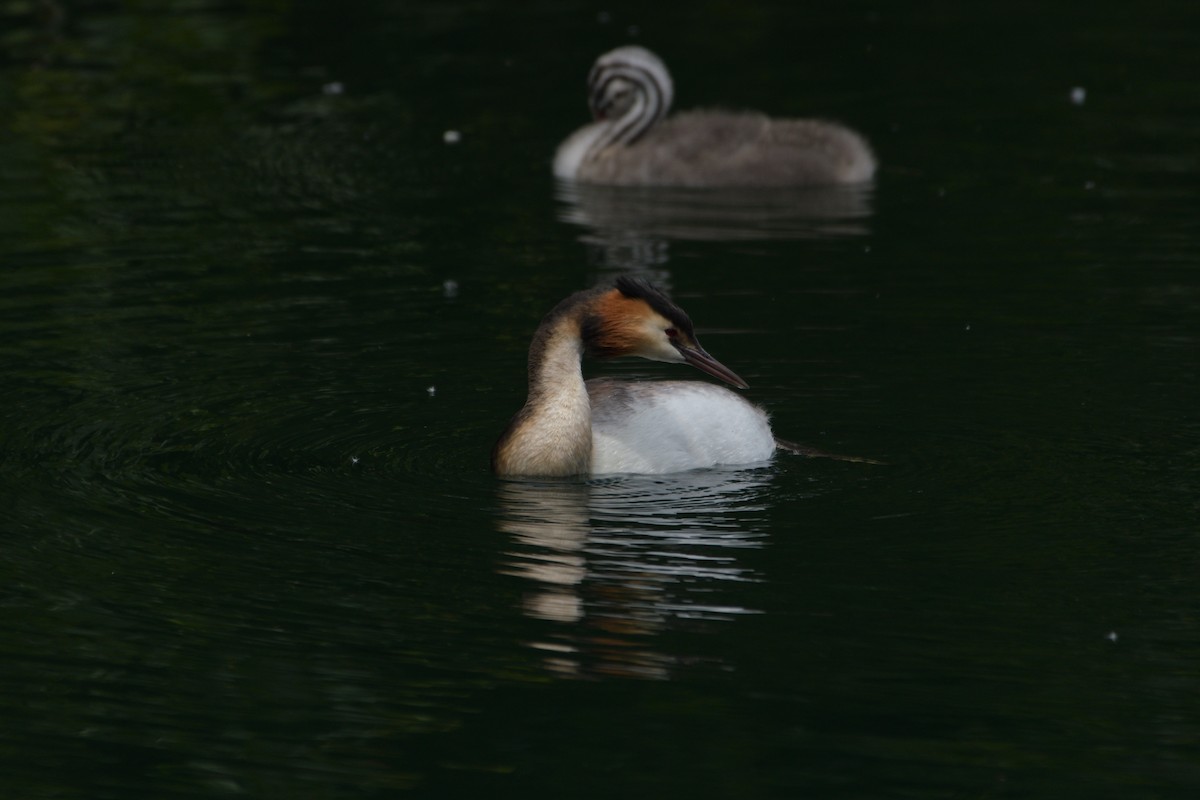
[679,345,749,389]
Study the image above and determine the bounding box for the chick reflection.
[556,181,873,269]
[497,469,771,679]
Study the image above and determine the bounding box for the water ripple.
[495,468,777,679]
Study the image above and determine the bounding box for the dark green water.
[3,1,1198,797]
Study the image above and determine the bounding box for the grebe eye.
[664,327,678,338]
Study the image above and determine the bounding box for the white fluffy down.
[588,380,775,475]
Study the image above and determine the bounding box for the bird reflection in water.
[556,181,874,270]
[496,468,771,679]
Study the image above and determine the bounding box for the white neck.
[553,123,610,179]
[496,321,593,476]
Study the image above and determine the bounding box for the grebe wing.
[593,111,874,188]
[587,379,775,475]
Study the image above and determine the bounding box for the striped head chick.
[587,46,673,138]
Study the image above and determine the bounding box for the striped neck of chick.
[586,46,674,151]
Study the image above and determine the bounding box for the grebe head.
[587,46,674,131]
[582,276,749,389]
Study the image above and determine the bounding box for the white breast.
[553,123,609,180]
[587,379,776,475]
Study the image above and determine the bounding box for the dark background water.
[2,1,1198,797]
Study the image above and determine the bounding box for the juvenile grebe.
[553,46,876,187]
[492,277,777,477]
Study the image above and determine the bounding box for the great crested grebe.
[492,276,777,477]
[553,46,876,188]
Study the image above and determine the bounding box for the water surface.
[2,1,1198,797]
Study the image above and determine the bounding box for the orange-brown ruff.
[492,277,776,477]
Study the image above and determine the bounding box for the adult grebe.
[492,277,777,477]
[553,46,876,187]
